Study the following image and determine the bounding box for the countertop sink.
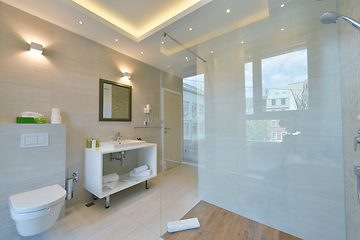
[99,140,146,149]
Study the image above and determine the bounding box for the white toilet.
[8,184,66,236]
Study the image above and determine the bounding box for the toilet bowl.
[8,184,66,236]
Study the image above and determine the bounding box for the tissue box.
[17,117,46,124]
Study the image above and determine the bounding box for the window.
[184,122,190,135]
[192,103,197,117]
[271,120,277,128]
[183,102,189,116]
[271,132,277,140]
[199,122,204,134]
[199,104,204,115]
[262,49,308,111]
[192,123,197,134]
[245,62,254,115]
[281,131,287,139]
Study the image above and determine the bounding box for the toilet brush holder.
[65,169,79,200]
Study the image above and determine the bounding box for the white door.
[162,89,182,169]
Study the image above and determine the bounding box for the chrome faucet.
[116,132,122,142]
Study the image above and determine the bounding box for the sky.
[261,49,308,90]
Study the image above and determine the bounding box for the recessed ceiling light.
[226,9,231,14]
[281,28,284,31]
[189,28,193,31]
[141,52,144,54]
[78,21,83,25]
[167,65,170,67]
[241,41,244,43]
[185,57,188,59]
[210,51,213,54]
[281,4,285,7]
[115,39,119,42]
[161,41,165,44]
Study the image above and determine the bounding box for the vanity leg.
[146,180,149,189]
[93,194,98,200]
[105,195,110,209]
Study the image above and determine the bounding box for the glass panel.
[160,0,344,239]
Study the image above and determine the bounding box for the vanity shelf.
[84,143,157,208]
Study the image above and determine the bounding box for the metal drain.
[86,202,95,207]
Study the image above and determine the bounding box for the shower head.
[321,11,360,31]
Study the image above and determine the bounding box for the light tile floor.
[11,164,199,240]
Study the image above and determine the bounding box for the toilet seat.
[9,184,66,214]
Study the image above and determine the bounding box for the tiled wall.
[0,124,66,238]
[0,1,180,211]
[164,0,346,239]
[337,0,360,240]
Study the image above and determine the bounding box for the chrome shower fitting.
[321,11,360,31]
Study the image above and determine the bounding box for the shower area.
[159,0,356,239]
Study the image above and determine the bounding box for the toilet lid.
[9,184,66,214]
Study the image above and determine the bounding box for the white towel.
[133,165,149,174]
[167,218,200,233]
[103,173,119,184]
[102,181,117,191]
[129,169,151,178]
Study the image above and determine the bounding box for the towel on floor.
[133,165,149,174]
[103,173,119,184]
[129,169,151,178]
[102,181,117,191]
[167,218,200,233]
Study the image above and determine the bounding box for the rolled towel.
[129,169,151,178]
[133,165,149,174]
[103,173,119,184]
[102,181,117,191]
[167,218,200,233]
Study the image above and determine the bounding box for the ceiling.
[1,0,285,72]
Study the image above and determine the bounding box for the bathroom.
[0,0,360,239]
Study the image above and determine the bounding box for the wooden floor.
[162,201,302,240]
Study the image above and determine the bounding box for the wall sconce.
[30,42,43,54]
[122,72,131,79]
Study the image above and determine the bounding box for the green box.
[16,117,46,124]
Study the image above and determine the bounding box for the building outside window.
[192,103,197,117]
[183,101,189,116]
[271,131,277,140]
[199,104,204,115]
[271,120,277,128]
[192,123,197,134]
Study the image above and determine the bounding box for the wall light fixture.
[30,42,43,54]
[122,72,131,79]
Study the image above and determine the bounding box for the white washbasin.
[99,140,146,149]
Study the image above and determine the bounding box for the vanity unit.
[84,141,157,208]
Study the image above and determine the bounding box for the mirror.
[99,79,132,121]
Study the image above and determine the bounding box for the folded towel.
[133,165,149,174]
[167,218,200,233]
[129,169,151,178]
[103,173,119,184]
[102,181,117,191]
